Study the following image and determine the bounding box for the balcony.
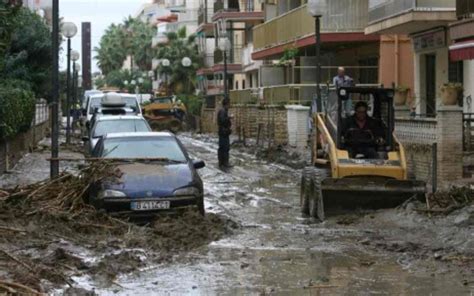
[457,0,474,19]
[366,0,456,35]
[253,0,369,52]
[212,0,264,22]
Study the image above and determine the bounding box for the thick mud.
[1,133,473,295]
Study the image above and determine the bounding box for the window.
[235,81,239,89]
[449,60,463,83]
[243,80,246,89]
[249,74,253,88]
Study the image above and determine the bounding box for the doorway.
[425,54,436,117]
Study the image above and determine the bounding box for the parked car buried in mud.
[88,132,206,215]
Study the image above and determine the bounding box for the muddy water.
[80,135,472,295]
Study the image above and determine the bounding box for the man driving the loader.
[342,101,386,159]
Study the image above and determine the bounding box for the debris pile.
[426,187,474,214]
[0,162,235,294]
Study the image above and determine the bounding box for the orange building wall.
[379,35,415,104]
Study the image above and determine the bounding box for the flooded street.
[77,134,472,295]
[0,134,473,295]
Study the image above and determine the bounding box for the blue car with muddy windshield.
[89,132,206,215]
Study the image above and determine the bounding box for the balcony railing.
[457,0,474,19]
[214,46,243,64]
[214,0,261,13]
[198,7,214,24]
[368,0,456,24]
[253,1,368,51]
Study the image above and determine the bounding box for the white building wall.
[463,60,474,113]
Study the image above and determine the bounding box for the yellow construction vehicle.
[301,87,426,221]
[142,95,187,133]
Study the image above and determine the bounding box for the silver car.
[83,115,152,154]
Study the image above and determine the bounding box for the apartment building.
[22,0,52,23]
[195,0,264,96]
[449,0,474,113]
[366,0,459,116]
[248,0,384,104]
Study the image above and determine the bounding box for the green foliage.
[177,94,203,116]
[278,47,298,66]
[0,1,22,72]
[0,7,52,98]
[0,80,35,139]
[155,30,202,95]
[95,17,156,75]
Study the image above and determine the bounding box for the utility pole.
[50,0,59,178]
[315,16,322,112]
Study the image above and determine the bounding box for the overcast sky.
[59,0,151,73]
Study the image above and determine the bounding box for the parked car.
[83,93,142,136]
[89,132,206,215]
[80,90,103,128]
[83,115,152,154]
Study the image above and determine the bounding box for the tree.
[155,27,202,94]
[0,7,52,98]
[95,18,156,75]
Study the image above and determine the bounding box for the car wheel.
[197,198,205,216]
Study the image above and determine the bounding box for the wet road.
[81,135,473,295]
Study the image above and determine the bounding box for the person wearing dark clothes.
[217,98,232,168]
[341,101,386,159]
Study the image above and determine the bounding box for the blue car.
[89,132,206,215]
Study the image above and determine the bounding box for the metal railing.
[230,88,259,104]
[457,0,474,19]
[198,7,214,24]
[214,46,243,64]
[368,0,456,24]
[230,83,381,105]
[253,1,368,51]
[213,0,261,13]
[34,99,49,126]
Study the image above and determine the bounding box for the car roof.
[104,132,173,139]
[95,115,146,122]
[88,93,137,101]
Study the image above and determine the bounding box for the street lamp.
[181,57,192,93]
[51,0,60,178]
[161,59,170,95]
[307,0,325,112]
[72,62,80,134]
[61,21,77,145]
[65,49,80,144]
[218,37,231,100]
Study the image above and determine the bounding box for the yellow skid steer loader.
[300,87,426,221]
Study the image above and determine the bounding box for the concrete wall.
[260,66,285,86]
[414,47,450,114]
[0,121,49,174]
[463,60,474,113]
[379,35,414,100]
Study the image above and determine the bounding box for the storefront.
[449,18,474,113]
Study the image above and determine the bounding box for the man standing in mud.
[217,98,232,169]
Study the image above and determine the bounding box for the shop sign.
[413,29,446,52]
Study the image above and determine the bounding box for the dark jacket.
[342,115,385,145]
[217,108,232,137]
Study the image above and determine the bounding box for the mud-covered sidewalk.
[1,134,473,295]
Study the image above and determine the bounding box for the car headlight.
[98,189,127,199]
[173,187,200,196]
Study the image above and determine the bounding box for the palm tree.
[155,27,202,94]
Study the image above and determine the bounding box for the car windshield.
[89,97,102,114]
[102,137,187,161]
[92,119,150,138]
[123,97,140,112]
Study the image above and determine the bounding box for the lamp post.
[72,62,81,134]
[218,37,231,100]
[307,0,325,112]
[161,59,170,96]
[61,22,78,145]
[51,0,60,178]
[66,50,80,144]
[181,57,192,93]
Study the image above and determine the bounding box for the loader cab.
[326,87,395,159]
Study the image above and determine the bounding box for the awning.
[449,39,474,61]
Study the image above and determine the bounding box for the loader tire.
[300,167,315,215]
[308,168,330,221]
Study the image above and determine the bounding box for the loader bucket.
[320,178,426,212]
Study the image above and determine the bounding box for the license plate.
[131,200,170,211]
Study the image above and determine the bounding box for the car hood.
[103,162,195,198]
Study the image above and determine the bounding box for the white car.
[84,92,142,131]
[84,115,152,153]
